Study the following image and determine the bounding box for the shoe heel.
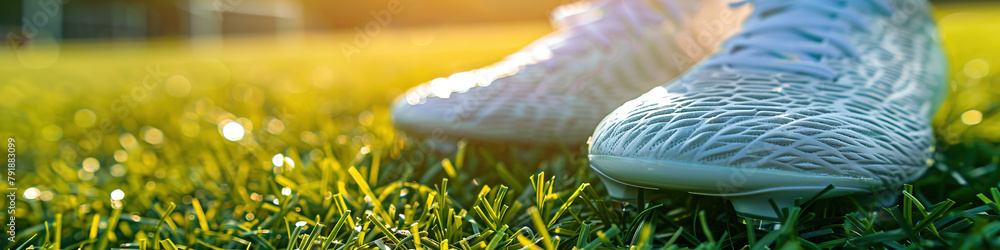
[596,172,659,201]
[713,186,869,230]
[728,194,789,230]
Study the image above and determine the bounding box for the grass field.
[3,2,1000,249]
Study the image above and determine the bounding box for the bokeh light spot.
[142,127,164,144]
[236,117,254,131]
[114,149,128,162]
[41,125,63,141]
[964,59,990,78]
[111,164,126,177]
[221,121,245,141]
[272,154,284,167]
[74,109,97,128]
[429,78,452,98]
[359,111,374,126]
[181,119,201,137]
[962,110,983,125]
[82,157,100,172]
[111,189,125,201]
[119,133,139,149]
[266,118,285,135]
[165,75,192,97]
[40,191,53,201]
[24,187,40,200]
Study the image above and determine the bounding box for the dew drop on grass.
[111,189,125,201]
[23,187,40,200]
[266,118,285,134]
[141,127,164,144]
[40,191,53,201]
[221,121,245,141]
[82,157,100,172]
[78,170,95,181]
[295,221,307,228]
[281,187,292,196]
[962,110,983,125]
[111,164,126,177]
[114,150,128,162]
[272,154,284,167]
[119,133,139,149]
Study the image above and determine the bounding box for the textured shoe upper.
[589,0,948,186]
[393,0,748,143]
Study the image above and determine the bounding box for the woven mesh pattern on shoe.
[393,0,747,143]
[589,0,947,186]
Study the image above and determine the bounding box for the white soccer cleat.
[589,0,948,223]
[392,0,749,143]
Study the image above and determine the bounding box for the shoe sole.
[589,155,886,221]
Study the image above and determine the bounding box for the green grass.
[3,9,1000,248]
[3,61,1000,249]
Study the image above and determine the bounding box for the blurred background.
[1,0,999,161]
[0,0,569,39]
[0,0,569,49]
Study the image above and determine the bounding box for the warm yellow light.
[74,109,97,128]
[963,59,990,78]
[41,125,63,141]
[961,110,983,125]
[82,157,100,172]
[142,127,164,144]
[220,121,245,141]
[165,75,191,97]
